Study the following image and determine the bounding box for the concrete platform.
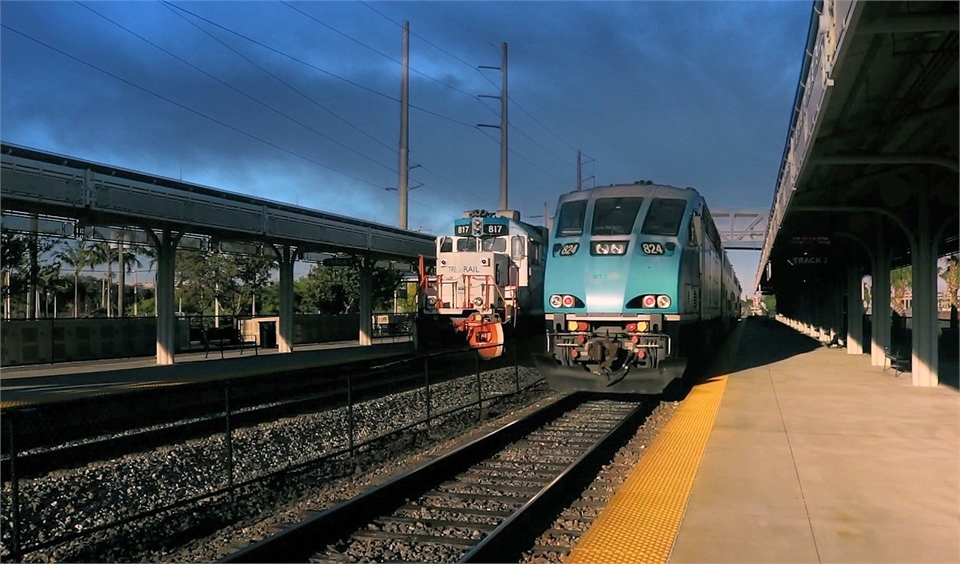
[0,337,413,405]
[670,318,960,563]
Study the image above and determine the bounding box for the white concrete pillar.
[359,257,373,346]
[846,263,864,355]
[912,199,938,386]
[155,230,180,365]
[278,245,295,353]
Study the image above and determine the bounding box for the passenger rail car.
[418,209,547,358]
[538,182,741,393]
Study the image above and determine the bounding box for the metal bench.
[204,327,258,359]
[883,346,910,377]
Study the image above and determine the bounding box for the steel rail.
[221,392,652,563]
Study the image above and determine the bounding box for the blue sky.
[1,1,813,291]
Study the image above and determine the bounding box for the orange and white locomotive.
[418,209,546,358]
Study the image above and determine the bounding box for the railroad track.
[221,392,654,563]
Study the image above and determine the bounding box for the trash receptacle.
[259,321,277,348]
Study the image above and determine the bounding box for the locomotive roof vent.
[463,209,494,218]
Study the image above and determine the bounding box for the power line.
[358,0,501,91]
[159,3,489,217]
[160,2,476,130]
[475,125,572,188]
[2,23,386,190]
[358,0,577,171]
[76,2,400,176]
[510,94,581,154]
[160,1,397,155]
[282,0,498,117]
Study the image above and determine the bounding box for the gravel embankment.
[2,366,549,562]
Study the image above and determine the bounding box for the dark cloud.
[1,1,813,283]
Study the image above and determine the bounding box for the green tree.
[940,254,959,308]
[2,231,58,318]
[1,231,31,311]
[56,240,94,317]
[36,258,66,317]
[235,255,275,315]
[296,264,402,314]
[891,266,912,315]
[176,250,245,317]
[761,295,777,315]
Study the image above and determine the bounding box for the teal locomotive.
[539,182,741,393]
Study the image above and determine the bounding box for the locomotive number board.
[641,242,665,255]
[454,219,510,236]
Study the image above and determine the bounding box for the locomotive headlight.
[480,258,490,266]
[592,241,628,255]
[549,294,581,308]
[657,295,672,308]
[427,296,438,306]
[642,295,657,308]
[473,296,484,306]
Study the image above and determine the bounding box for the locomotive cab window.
[688,214,701,247]
[511,236,525,259]
[591,197,644,235]
[482,237,507,252]
[556,200,587,236]
[641,198,687,236]
[530,241,542,265]
[439,237,453,252]
[456,237,479,252]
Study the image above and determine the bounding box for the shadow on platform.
[727,317,822,375]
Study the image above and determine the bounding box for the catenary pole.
[398,21,410,229]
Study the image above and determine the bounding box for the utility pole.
[398,21,410,229]
[577,149,582,191]
[479,42,508,211]
[577,149,594,190]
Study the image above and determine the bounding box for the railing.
[0,312,416,367]
[0,344,541,561]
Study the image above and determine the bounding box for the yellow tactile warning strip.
[566,375,728,564]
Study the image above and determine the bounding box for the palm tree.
[38,264,67,317]
[56,240,93,317]
[89,242,115,316]
[116,244,143,316]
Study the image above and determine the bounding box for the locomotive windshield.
[481,237,507,252]
[556,200,587,236]
[453,237,507,252]
[439,237,453,252]
[591,197,644,235]
[641,198,687,236]
[456,237,478,251]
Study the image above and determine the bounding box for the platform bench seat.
[204,327,258,359]
[883,346,910,377]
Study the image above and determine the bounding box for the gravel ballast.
[1,365,681,563]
